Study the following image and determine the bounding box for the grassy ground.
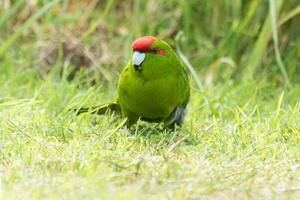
[1,0,300,199]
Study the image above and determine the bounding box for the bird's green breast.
[118,61,189,120]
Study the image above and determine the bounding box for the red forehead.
[132,36,156,52]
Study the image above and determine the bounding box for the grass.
[1,0,300,199]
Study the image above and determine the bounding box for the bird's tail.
[72,102,121,115]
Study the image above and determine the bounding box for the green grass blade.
[0,0,25,31]
[275,91,284,119]
[246,0,283,77]
[278,4,300,26]
[269,0,291,87]
[0,0,61,56]
[81,0,114,41]
[175,31,203,91]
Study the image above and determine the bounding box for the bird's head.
[131,36,175,72]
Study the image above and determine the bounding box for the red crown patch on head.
[132,36,156,52]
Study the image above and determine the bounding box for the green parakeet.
[76,36,190,128]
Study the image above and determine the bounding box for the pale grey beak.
[133,51,145,67]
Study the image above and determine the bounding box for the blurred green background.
[1,0,299,86]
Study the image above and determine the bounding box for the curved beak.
[133,51,145,71]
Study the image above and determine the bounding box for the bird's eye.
[151,49,158,54]
[150,48,165,55]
